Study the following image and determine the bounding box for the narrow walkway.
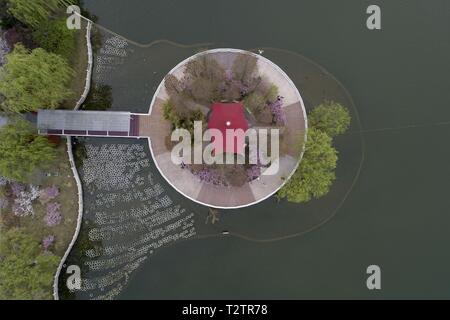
[37,109,142,138]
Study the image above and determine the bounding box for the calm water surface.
[80,0,450,299]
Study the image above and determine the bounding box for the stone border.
[52,20,93,300]
[147,48,308,209]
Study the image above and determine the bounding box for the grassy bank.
[0,10,89,299]
[63,19,89,109]
[0,142,79,299]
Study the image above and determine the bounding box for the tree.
[0,119,57,182]
[7,0,75,28]
[278,128,338,203]
[308,101,351,138]
[190,77,220,104]
[32,18,76,60]
[243,92,265,116]
[183,56,225,104]
[0,44,73,113]
[232,53,258,87]
[0,228,60,300]
[0,0,17,28]
[163,99,205,134]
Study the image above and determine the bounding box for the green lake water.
[76,0,450,299]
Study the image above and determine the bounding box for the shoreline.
[52,20,93,300]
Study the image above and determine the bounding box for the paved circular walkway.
[145,49,308,209]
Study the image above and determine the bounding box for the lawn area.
[63,19,89,109]
[0,1,90,300]
[0,142,79,257]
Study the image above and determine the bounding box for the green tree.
[163,100,205,134]
[308,101,351,137]
[32,18,76,60]
[278,128,338,203]
[264,84,279,103]
[0,44,73,113]
[163,100,182,129]
[0,119,57,182]
[243,92,265,115]
[7,0,74,28]
[0,228,60,300]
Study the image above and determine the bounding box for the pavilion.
[207,102,249,156]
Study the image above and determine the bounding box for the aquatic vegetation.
[60,142,197,299]
[94,35,130,84]
[82,144,150,192]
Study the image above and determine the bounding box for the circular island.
[145,49,307,209]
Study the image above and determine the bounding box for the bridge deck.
[37,110,140,138]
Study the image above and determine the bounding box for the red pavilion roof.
[207,102,249,155]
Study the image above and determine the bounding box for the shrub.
[44,202,62,226]
[11,185,39,217]
[32,18,76,60]
[278,128,338,203]
[243,92,265,116]
[82,84,113,111]
[0,228,60,299]
[163,100,205,134]
[269,96,285,125]
[232,53,258,88]
[7,0,75,28]
[264,85,279,103]
[0,197,8,210]
[308,101,351,138]
[39,186,59,204]
[163,100,182,129]
[42,235,55,251]
[0,119,57,182]
[0,44,73,113]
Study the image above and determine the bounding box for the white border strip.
[147,48,308,210]
[52,20,93,300]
